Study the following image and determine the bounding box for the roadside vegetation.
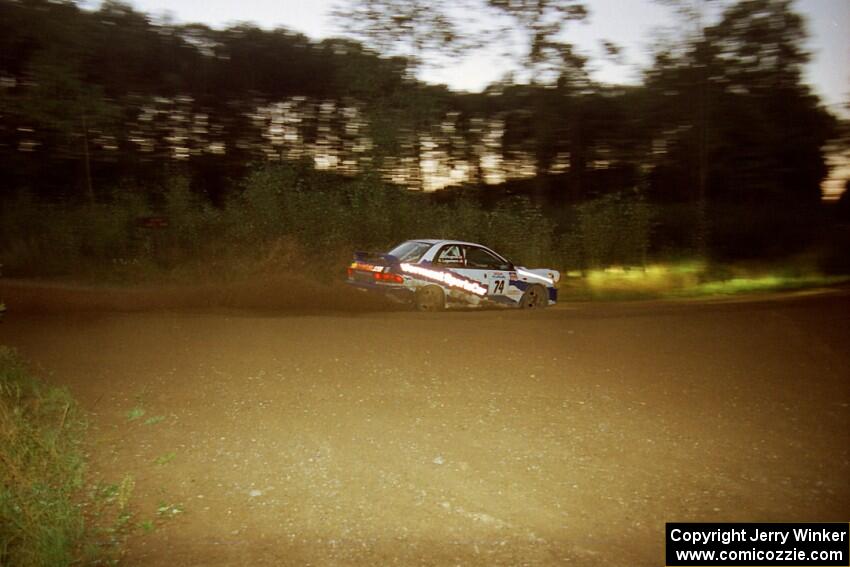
[1,0,848,303]
[0,347,133,566]
[1,165,847,300]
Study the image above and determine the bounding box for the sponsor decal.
[400,263,488,296]
[350,261,385,272]
[517,268,554,286]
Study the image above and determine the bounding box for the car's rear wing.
[353,251,398,265]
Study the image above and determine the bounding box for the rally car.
[346,239,560,311]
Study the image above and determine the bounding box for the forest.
[1,0,848,283]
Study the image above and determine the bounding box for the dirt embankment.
[0,276,397,315]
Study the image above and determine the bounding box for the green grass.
[0,347,139,566]
[156,501,184,519]
[126,407,145,421]
[677,274,850,297]
[138,519,155,534]
[565,261,849,301]
[0,346,86,566]
[134,500,184,538]
[154,452,176,466]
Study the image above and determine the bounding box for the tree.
[0,0,122,201]
[486,0,593,200]
[332,0,482,75]
[331,0,486,189]
[485,0,588,84]
[331,0,595,196]
[704,0,835,203]
[646,0,835,205]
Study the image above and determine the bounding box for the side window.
[434,244,465,266]
[465,246,508,270]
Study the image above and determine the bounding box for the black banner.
[666,523,849,566]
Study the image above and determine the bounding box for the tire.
[519,284,548,309]
[415,285,445,311]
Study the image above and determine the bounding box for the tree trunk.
[82,111,94,204]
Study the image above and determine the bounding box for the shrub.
[570,192,653,270]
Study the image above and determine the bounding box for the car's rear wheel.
[519,284,548,309]
[415,285,445,311]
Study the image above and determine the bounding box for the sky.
[84,0,849,118]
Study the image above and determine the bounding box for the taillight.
[347,268,353,278]
[373,272,403,284]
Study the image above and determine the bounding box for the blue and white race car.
[346,239,560,311]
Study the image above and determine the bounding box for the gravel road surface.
[1,287,847,566]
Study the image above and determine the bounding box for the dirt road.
[1,288,847,566]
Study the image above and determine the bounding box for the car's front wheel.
[415,285,445,311]
[519,284,548,309]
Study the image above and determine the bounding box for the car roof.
[412,239,489,247]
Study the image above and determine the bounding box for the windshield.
[387,241,432,263]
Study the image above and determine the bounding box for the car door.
[430,243,475,293]
[459,245,514,299]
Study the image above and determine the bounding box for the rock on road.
[1,290,848,566]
